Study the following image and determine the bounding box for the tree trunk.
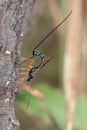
[0,0,35,130]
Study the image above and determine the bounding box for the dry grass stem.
[18,82,44,100]
[64,0,82,130]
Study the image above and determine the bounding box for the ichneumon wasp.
[18,11,72,84]
[17,11,72,109]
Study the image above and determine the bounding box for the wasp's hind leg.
[18,59,34,82]
[16,56,28,61]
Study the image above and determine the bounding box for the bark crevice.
[0,0,35,129]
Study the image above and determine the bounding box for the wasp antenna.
[33,11,72,50]
[17,11,72,67]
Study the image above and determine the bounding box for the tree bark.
[0,0,35,130]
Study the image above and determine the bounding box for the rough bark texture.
[0,0,35,130]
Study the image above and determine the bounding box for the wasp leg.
[18,59,34,81]
[16,56,28,61]
[18,67,29,81]
[20,74,29,81]
[18,70,29,81]
[18,68,29,70]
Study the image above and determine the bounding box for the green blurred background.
[16,0,87,130]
